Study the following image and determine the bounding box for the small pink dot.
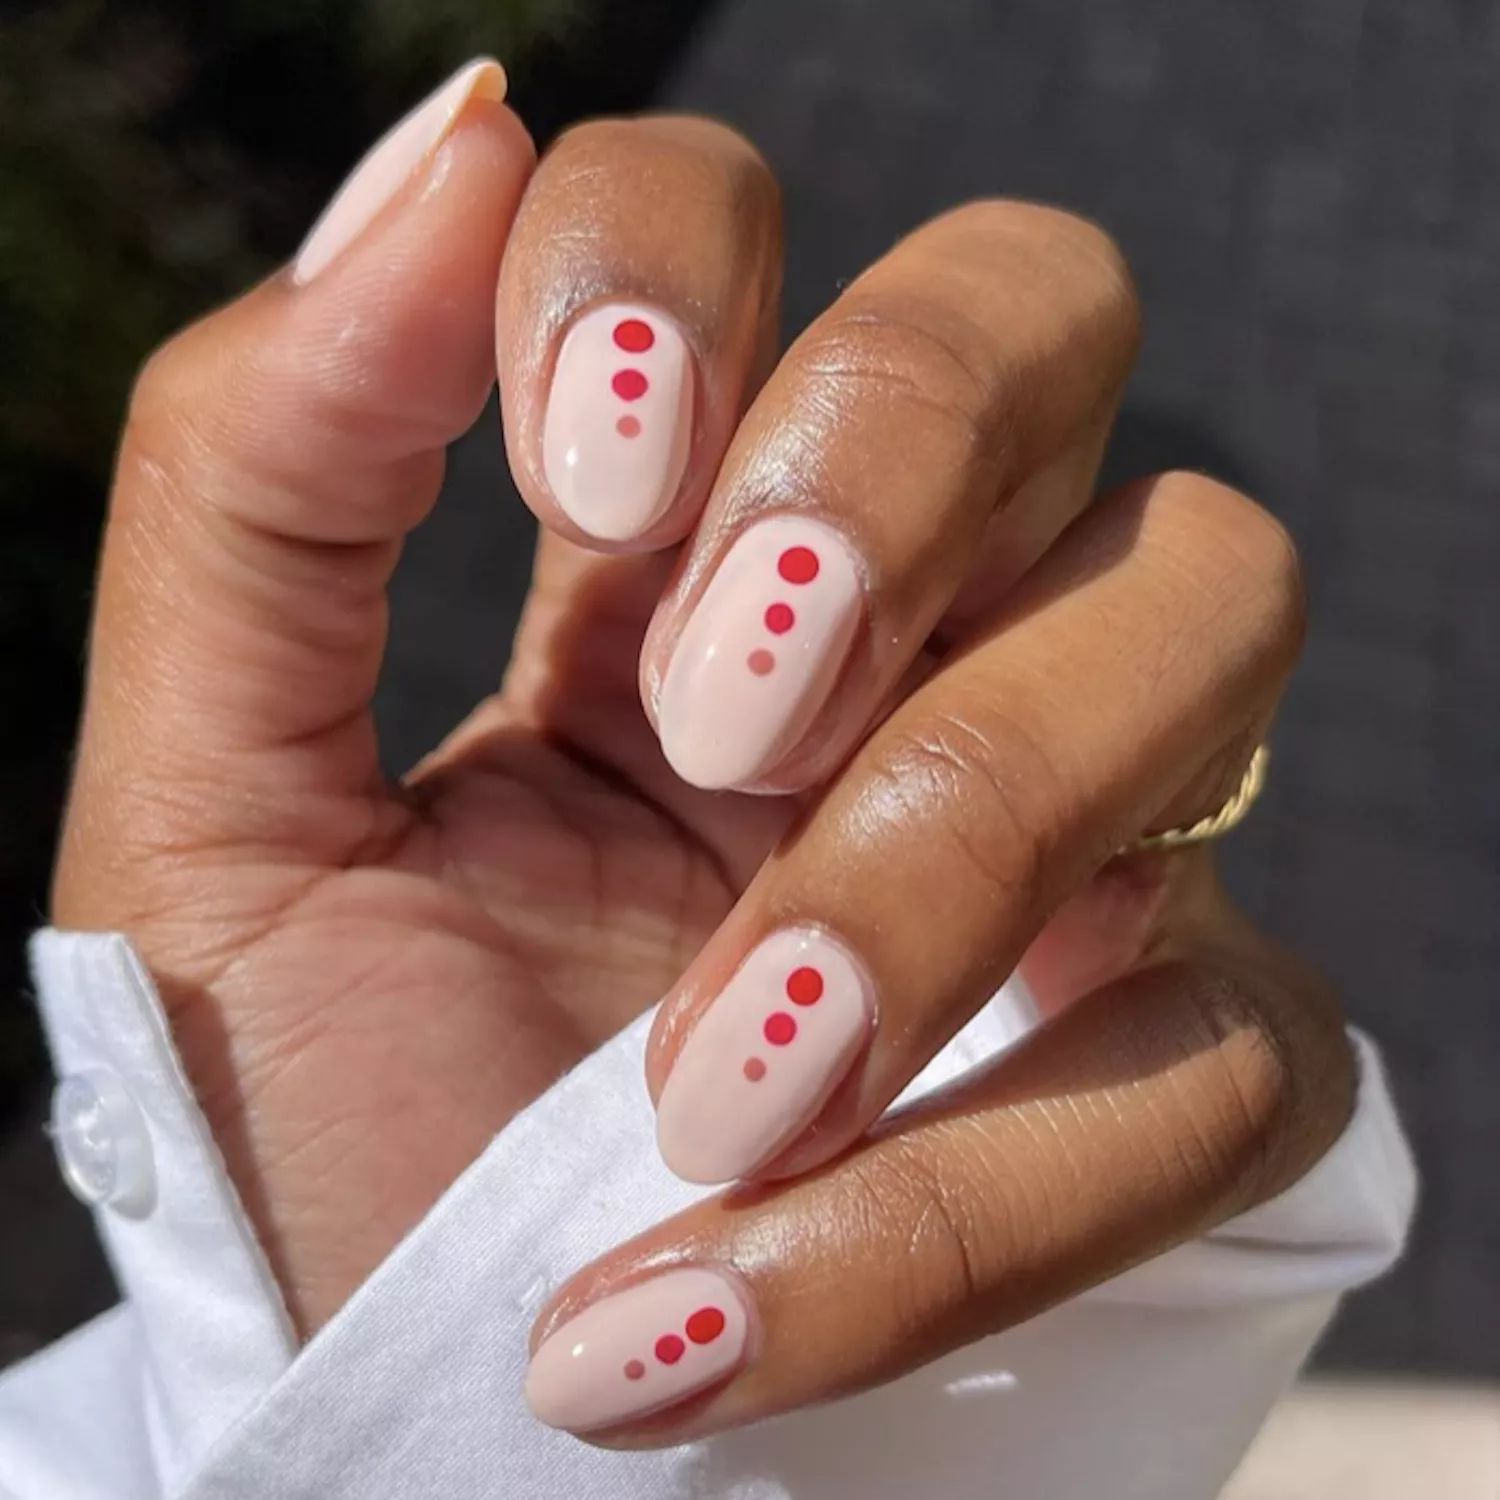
[612,368,649,401]
[686,1307,727,1345]
[613,318,655,353]
[655,1334,685,1365]
[616,414,642,438]
[765,602,795,634]
[624,1360,646,1381]
[743,1057,767,1082]
[764,1012,797,1046]
[787,966,824,1006]
[778,546,820,584]
[748,648,776,676]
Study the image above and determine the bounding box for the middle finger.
[641,199,1141,792]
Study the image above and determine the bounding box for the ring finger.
[647,470,1305,1186]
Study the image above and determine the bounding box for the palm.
[96,536,794,1329]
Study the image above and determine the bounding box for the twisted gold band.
[1129,745,1270,853]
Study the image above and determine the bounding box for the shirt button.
[50,1069,156,1217]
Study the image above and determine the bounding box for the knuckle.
[1150,472,1310,670]
[861,702,1068,914]
[795,290,1010,462]
[830,1145,988,1336]
[121,322,222,502]
[937,199,1142,355]
[1160,966,1313,1208]
[789,201,1145,493]
[128,326,201,440]
[805,201,1143,476]
[1239,504,1308,664]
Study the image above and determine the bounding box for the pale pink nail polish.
[656,927,875,1184]
[524,1268,750,1432]
[656,516,862,788]
[294,58,506,285]
[542,303,695,541]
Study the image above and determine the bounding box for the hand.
[53,57,1354,1434]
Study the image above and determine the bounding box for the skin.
[52,87,1354,1443]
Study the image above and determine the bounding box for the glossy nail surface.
[657,516,862,788]
[294,58,506,285]
[657,928,875,1184]
[525,1268,749,1432]
[542,303,695,541]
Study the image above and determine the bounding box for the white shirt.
[0,929,1416,1499]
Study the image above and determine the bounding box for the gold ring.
[1130,746,1270,853]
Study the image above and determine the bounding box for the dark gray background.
[7,0,1498,1382]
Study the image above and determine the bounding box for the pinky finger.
[523,877,1354,1442]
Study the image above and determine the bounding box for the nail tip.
[656,1081,772,1185]
[655,514,863,796]
[658,729,745,793]
[523,1268,750,1433]
[563,500,654,545]
[522,1336,596,1434]
[652,927,875,1189]
[521,1378,574,1433]
[656,1135,740,1187]
[290,55,509,286]
[467,56,509,103]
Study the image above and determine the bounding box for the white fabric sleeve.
[0,933,295,1498]
[0,930,1416,1500]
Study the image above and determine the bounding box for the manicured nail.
[542,303,695,541]
[657,927,875,1184]
[294,58,506,285]
[525,1268,750,1432]
[657,516,862,788]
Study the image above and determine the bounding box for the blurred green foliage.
[0,0,574,1103]
[2,0,573,496]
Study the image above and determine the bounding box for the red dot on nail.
[616,414,642,438]
[624,1359,646,1381]
[612,368,649,401]
[764,1011,797,1046]
[764,601,795,634]
[748,648,776,676]
[655,1334,685,1365]
[778,546,820,584]
[743,1056,767,1082]
[787,966,824,1006]
[613,318,656,353]
[686,1307,727,1345]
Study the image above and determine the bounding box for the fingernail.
[525,1268,750,1432]
[657,927,875,1184]
[294,58,506,285]
[657,516,862,788]
[542,303,695,541]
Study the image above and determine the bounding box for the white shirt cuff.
[0,929,1416,1500]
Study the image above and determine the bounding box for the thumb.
[61,60,533,890]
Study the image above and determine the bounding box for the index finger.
[496,116,782,548]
